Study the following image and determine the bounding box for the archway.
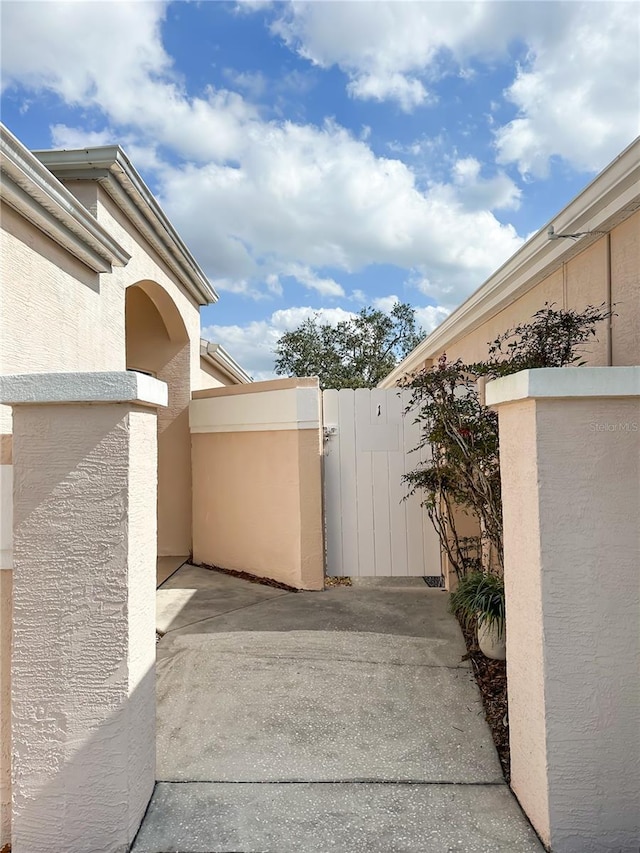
[125,281,192,582]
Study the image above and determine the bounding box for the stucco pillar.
[487,367,640,853]
[0,371,167,853]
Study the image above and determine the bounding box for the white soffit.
[0,123,130,272]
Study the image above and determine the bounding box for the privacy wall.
[190,378,325,590]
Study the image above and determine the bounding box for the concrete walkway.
[133,565,543,852]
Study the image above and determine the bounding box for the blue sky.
[2,1,638,378]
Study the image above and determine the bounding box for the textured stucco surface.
[126,285,192,555]
[497,399,550,843]
[0,206,124,432]
[428,213,639,371]
[611,210,640,366]
[192,428,324,590]
[0,570,11,849]
[11,402,157,853]
[496,384,640,853]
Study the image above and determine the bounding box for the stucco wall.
[199,360,228,390]
[427,212,639,369]
[126,286,192,556]
[11,400,157,853]
[0,205,125,432]
[190,380,324,590]
[489,369,640,851]
[67,183,203,391]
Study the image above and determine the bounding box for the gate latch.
[323,424,338,442]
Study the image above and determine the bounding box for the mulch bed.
[198,562,300,592]
[324,575,353,587]
[457,616,510,782]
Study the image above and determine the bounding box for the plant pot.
[477,620,506,660]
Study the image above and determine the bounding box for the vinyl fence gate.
[322,388,442,580]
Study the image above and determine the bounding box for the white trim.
[380,136,640,389]
[486,367,640,407]
[34,146,218,306]
[190,387,320,433]
[190,421,319,433]
[200,339,253,385]
[0,123,130,272]
[0,371,168,408]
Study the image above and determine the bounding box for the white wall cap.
[486,367,640,407]
[0,371,168,408]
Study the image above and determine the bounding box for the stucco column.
[487,367,640,853]
[0,371,167,853]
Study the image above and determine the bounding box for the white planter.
[477,620,506,660]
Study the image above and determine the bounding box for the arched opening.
[125,281,192,580]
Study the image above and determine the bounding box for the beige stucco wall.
[0,569,10,849]
[490,369,640,852]
[65,183,203,391]
[10,398,158,852]
[199,360,228,390]
[430,211,639,369]
[0,205,125,432]
[126,286,192,556]
[190,380,324,590]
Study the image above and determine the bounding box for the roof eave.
[0,124,130,272]
[200,339,253,384]
[34,146,219,307]
[379,136,640,388]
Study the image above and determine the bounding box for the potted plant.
[449,571,506,660]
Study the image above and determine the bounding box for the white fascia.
[0,123,130,272]
[200,339,253,384]
[33,145,218,307]
[380,136,640,389]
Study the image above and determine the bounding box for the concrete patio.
[133,564,543,852]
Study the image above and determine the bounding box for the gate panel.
[323,388,440,578]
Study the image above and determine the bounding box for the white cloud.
[282,264,345,298]
[450,157,521,211]
[415,305,450,334]
[495,4,640,177]
[157,119,522,303]
[269,2,639,172]
[50,124,117,149]
[1,1,260,163]
[372,294,400,314]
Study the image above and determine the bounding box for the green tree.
[274,302,424,389]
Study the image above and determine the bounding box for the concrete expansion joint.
[159,590,294,634]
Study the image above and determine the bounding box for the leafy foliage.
[274,302,424,390]
[402,303,612,582]
[449,571,506,637]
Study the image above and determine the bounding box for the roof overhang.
[380,136,640,388]
[0,124,130,272]
[33,144,218,306]
[200,339,253,385]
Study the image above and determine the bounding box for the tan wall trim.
[0,436,11,465]
[192,376,318,399]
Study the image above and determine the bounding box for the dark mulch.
[324,575,353,587]
[198,562,300,592]
[457,616,510,782]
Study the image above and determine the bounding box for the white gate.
[322,388,441,578]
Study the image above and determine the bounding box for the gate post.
[487,367,640,853]
[0,371,166,853]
